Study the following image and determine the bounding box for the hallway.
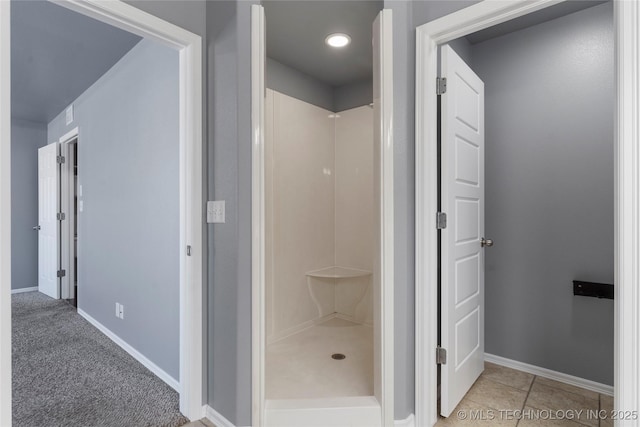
[12,292,188,427]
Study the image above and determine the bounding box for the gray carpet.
[12,292,190,427]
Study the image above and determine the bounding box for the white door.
[440,44,485,417]
[38,143,60,299]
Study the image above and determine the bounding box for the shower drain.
[331,353,346,360]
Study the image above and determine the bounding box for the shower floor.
[266,316,374,399]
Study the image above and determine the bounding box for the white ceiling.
[11,0,141,123]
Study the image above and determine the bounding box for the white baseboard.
[395,413,415,427]
[204,404,247,427]
[485,353,614,396]
[77,308,180,392]
[11,286,37,294]
[203,403,414,427]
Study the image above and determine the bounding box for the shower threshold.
[264,396,382,427]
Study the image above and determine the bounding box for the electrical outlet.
[115,302,124,319]
[207,200,226,223]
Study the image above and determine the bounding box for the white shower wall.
[265,89,374,342]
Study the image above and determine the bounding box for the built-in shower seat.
[305,266,372,324]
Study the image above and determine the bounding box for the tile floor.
[266,316,374,399]
[436,362,614,427]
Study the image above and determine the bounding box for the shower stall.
[252,3,394,425]
[264,89,374,400]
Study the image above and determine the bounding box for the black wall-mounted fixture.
[573,281,614,300]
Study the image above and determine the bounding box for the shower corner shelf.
[305,266,372,279]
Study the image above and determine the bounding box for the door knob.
[33,225,40,231]
[481,237,493,247]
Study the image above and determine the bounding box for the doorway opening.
[416,1,638,426]
[0,0,204,424]
[251,3,395,426]
[60,131,78,307]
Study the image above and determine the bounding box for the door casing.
[0,0,204,423]
[59,127,78,301]
[416,1,640,426]
[251,5,395,426]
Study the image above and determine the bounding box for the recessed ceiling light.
[325,33,351,48]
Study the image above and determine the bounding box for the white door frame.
[60,127,78,301]
[251,4,394,425]
[0,1,9,423]
[251,5,266,426]
[415,1,640,426]
[0,0,204,423]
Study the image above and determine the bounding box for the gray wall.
[207,2,257,424]
[11,0,141,124]
[267,57,334,111]
[11,119,47,290]
[333,79,373,112]
[267,57,373,112]
[444,36,473,68]
[381,0,485,419]
[124,0,206,38]
[124,0,210,404]
[473,1,614,385]
[207,1,240,421]
[48,39,181,380]
[383,1,416,418]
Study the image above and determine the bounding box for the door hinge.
[57,155,66,164]
[186,245,192,256]
[436,212,447,229]
[437,77,447,95]
[436,347,447,365]
[57,269,66,278]
[57,212,66,221]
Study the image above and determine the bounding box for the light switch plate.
[207,200,225,223]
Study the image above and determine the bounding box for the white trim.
[0,1,12,422]
[204,404,248,427]
[11,287,38,294]
[0,0,204,421]
[78,309,179,392]
[59,127,79,145]
[59,128,78,301]
[265,397,381,427]
[252,7,394,427]
[485,353,614,397]
[206,403,412,427]
[251,5,266,427]
[395,413,416,427]
[375,9,395,427]
[614,0,640,420]
[416,1,640,426]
